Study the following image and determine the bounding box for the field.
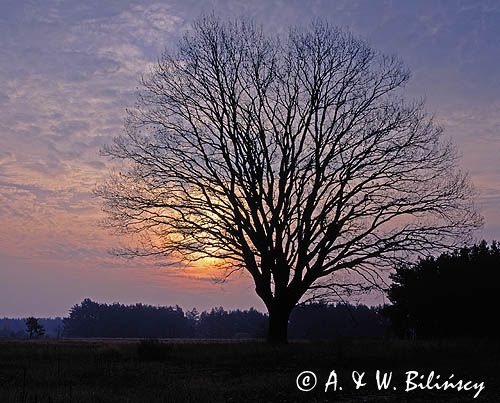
[0,338,498,402]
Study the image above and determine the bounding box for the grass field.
[0,338,498,402]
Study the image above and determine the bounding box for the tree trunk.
[267,305,291,345]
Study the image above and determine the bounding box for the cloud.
[0,92,9,105]
[0,151,16,168]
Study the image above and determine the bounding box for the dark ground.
[0,338,498,402]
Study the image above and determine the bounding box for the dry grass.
[0,338,498,402]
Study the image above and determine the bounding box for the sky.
[1,0,499,317]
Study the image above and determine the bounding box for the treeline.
[63,299,192,338]
[289,304,387,339]
[0,300,386,340]
[62,299,385,339]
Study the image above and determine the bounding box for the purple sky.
[1,0,500,317]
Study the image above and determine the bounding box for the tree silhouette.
[97,16,481,343]
[25,317,45,339]
[63,298,192,338]
[62,299,268,339]
[384,241,500,338]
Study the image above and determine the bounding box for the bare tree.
[25,317,45,339]
[97,16,482,344]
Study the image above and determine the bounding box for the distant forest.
[2,241,498,340]
[0,300,386,340]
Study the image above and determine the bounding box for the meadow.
[0,338,498,402]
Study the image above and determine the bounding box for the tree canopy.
[98,16,481,343]
[384,241,500,338]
